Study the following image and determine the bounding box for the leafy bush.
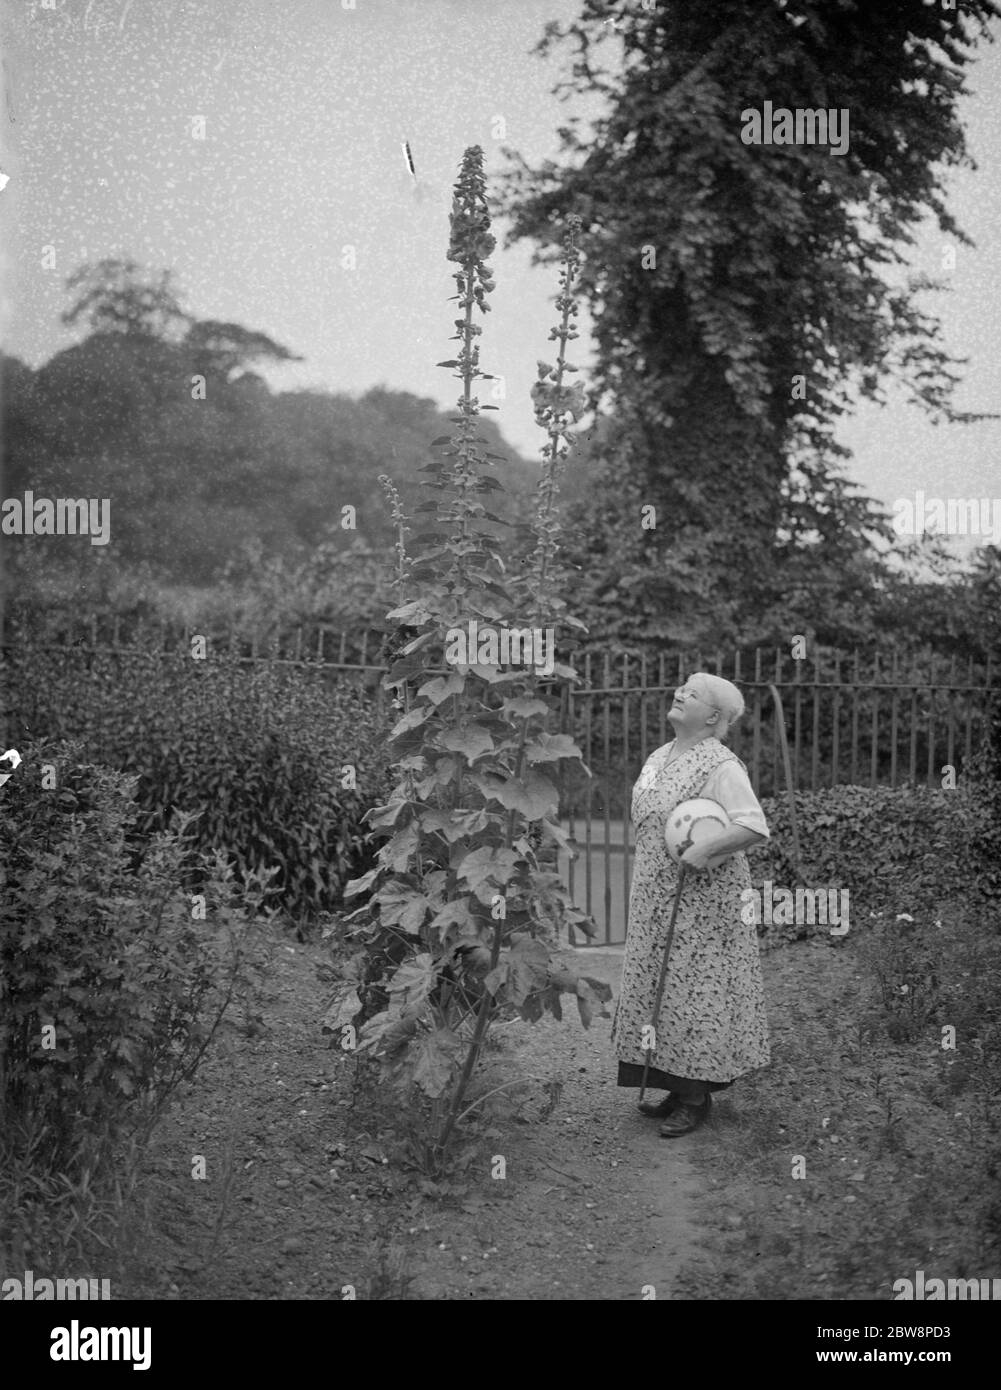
[0,740,268,1175]
[856,913,953,1044]
[965,690,1001,903]
[853,904,1001,1056]
[749,782,994,943]
[680,895,1001,1301]
[6,646,394,922]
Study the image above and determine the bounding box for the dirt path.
[124,939,719,1301]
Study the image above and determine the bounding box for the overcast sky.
[1,0,999,540]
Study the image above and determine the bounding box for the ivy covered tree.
[499,0,1001,649]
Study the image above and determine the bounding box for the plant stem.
[437,984,494,1155]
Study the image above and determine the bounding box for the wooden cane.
[637,863,689,1107]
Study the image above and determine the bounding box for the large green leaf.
[417,672,467,705]
[574,977,612,1029]
[523,732,586,764]
[366,800,410,830]
[421,868,449,902]
[421,808,492,842]
[382,819,421,872]
[374,880,431,934]
[386,952,438,1008]
[390,707,431,739]
[470,665,526,684]
[440,724,495,762]
[412,1028,464,1098]
[538,819,573,852]
[502,696,550,720]
[382,654,427,688]
[506,936,552,1007]
[429,897,478,941]
[321,987,362,1035]
[344,866,379,899]
[400,630,440,657]
[355,1008,419,1056]
[385,600,435,625]
[415,756,459,798]
[472,769,559,820]
[455,845,521,902]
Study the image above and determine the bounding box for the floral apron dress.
[610,737,770,1089]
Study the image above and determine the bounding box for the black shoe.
[659,1094,711,1138]
[638,1091,680,1118]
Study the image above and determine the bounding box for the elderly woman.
[610,673,770,1137]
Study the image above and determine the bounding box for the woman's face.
[668,676,720,737]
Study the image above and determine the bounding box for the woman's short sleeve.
[701,760,770,838]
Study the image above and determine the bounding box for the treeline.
[2,258,999,669]
[0,260,542,588]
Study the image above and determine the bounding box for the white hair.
[691,672,746,741]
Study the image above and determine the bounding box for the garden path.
[126,940,713,1301]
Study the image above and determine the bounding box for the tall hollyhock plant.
[329,149,608,1174]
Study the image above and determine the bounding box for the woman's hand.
[680,842,717,873]
[680,825,766,875]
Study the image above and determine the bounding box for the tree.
[875,539,1001,666]
[61,259,191,341]
[499,0,1001,648]
[183,320,302,383]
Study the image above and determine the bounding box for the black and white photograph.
[1,0,999,1352]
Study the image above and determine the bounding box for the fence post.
[909,663,919,786]
[850,649,860,784]
[870,649,880,787]
[582,651,594,937]
[752,647,762,791]
[601,651,612,943]
[946,653,957,776]
[810,646,820,791]
[831,649,841,788]
[620,650,631,942]
[890,648,899,787]
[926,645,936,787]
[773,646,782,797]
[792,640,802,790]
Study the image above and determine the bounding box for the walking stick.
[637,863,689,1107]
